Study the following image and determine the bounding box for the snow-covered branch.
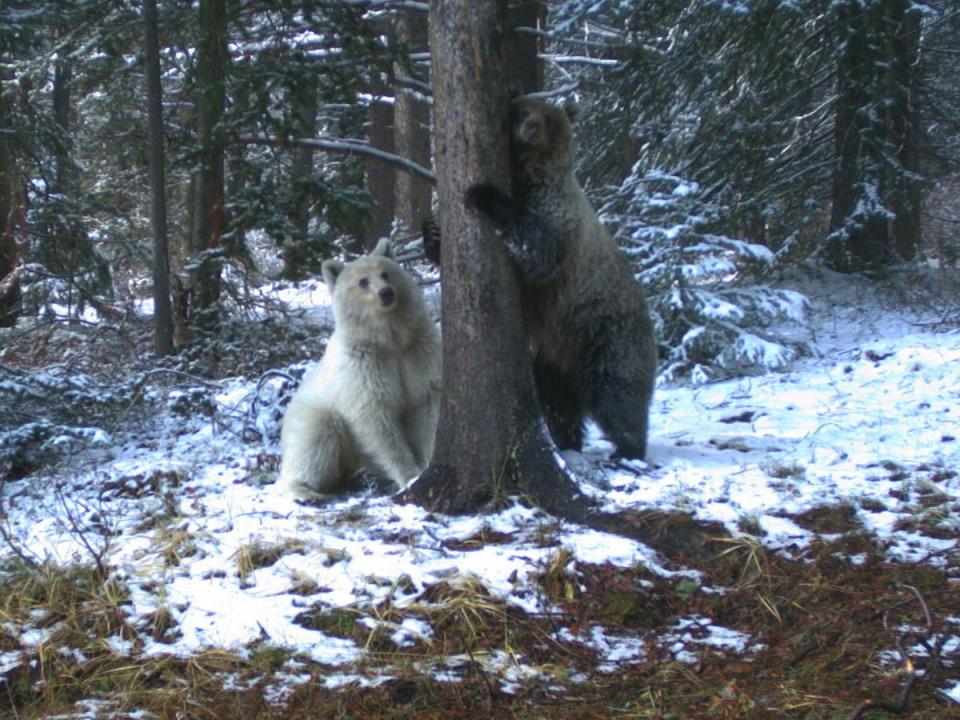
[322,0,428,11]
[543,54,621,67]
[240,135,436,185]
[525,82,580,101]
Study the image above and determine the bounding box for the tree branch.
[846,584,933,720]
[239,135,436,185]
[316,0,428,10]
[525,83,580,101]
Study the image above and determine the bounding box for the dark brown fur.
[465,96,658,459]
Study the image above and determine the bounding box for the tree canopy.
[2,0,957,378]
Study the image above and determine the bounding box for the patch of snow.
[942,679,960,705]
[2,268,958,703]
[661,615,763,663]
[556,625,648,672]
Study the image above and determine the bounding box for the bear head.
[509,96,579,178]
[321,239,417,339]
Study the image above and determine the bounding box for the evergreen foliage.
[546,0,960,377]
[0,0,958,379]
[0,363,136,479]
[602,171,809,382]
[550,0,829,378]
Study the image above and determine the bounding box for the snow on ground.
[1,268,958,703]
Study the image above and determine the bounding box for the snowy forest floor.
[1,264,959,719]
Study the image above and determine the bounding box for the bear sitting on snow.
[278,239,441,499]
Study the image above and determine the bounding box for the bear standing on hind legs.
[464,96,658,459]
[278,239,441,499]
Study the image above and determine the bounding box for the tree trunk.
[363,12,398,252]
[889,0,922,261]
[366,83,396,249]
[143,0,174,356]
[826,0,923,272]
[0,87,22,328]
[376,0,726,559]
[285,75,318,279]
[40,49,112,314]
[404,0,575,515]
[188,0,227,316]
[222,83,254,274]
[49,54,83,315]
[826,0,888,272]
[52,56,73,194]
[393,8,432,233]
[506,0,545,94]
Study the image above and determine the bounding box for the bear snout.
[379,287,396,307]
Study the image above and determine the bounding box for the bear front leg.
[360,416,424,488]
[464,183,515,228]
[421,214,442,265]
[465,183,566,285]
[404,399,439,469]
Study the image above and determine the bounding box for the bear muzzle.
[378,287,396,307]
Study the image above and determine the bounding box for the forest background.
[1,1,960,718]
[1,0,958,370]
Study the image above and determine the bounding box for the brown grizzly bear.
[463,96,658,459]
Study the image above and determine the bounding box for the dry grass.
[234,538,307,579]
[1,520,959,719]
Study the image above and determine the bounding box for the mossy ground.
[2,517,957,720]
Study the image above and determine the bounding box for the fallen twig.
[846,584,934,719]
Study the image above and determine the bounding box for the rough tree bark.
[0,88,23,328]
[41,45,111,313]
[365,14,397,250]
[403,0,581,516]
[393,7,432,233]
[187,0,227,316]
[285,75,319,279]
[143,0,174,356]
[365,97,396,248]
[506,0,545,94]
[826,0,923,272]
[889,0,922,262]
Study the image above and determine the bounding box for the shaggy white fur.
[277,239,441,499]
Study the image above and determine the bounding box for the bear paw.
[464,183,513,228]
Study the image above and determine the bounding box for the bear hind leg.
[535,357,585,452]
[278,405,354,499]
[585,366,652,461]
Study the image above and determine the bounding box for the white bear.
[277,239,441,499]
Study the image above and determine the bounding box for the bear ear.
[321,259,344,287]
[371,237,394,258]
[564,101,581,122]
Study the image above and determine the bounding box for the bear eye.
[380,271,389,281]
[358,277,369,289]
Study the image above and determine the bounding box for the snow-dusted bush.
[241,366,306,447]
[603,171,809,383]
[0,366,136,479]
